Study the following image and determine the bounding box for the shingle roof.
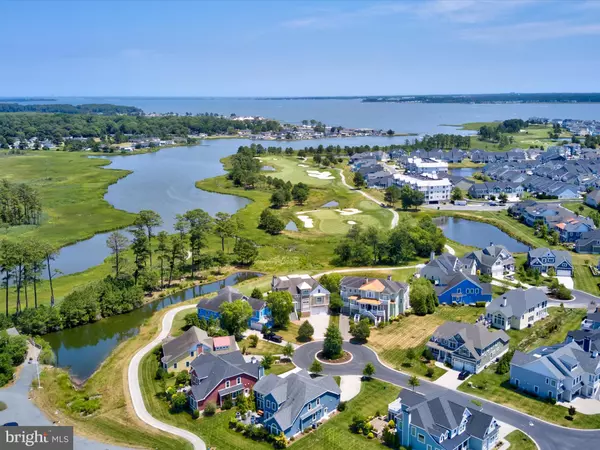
[435,272,491,297]
[432,322,509,359]
[272,275,328,297]
[254,370,340,431]
[190,351,261,401]
[197,286,266,312]
[341,276,407,295]
[486,288,548,319]
[161,326,209,365]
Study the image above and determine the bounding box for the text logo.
[1,426,73,450]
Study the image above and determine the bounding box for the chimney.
[387,275,392,281]
[251,356,257,364]
[593,351,598,359]
[430,251,435,261]
[502,297,507,307]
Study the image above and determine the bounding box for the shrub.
[248,334,259,348]
[192,409,200,419]
[0,401,6,411]
[170,393,187,413]
[229,418,238,428]
[203,402,216,416]
[235,422,247,432]
[297,321,314,342]
[367,432,374,439]
[475,301,487,308]
[426,367,435,378]
[337,401,347,412]
[568,406,577,416]
[422,348,434,361]
[566,415,574,421]
[175,370,190,386]
[222,398,233,410]
[495,350,514,375]
[547,397,557,405]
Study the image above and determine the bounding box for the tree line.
[0,179,42,226]
[0,113,282,147]
[334,217,446,266]
[478,119,528,143]
[0,103,143,115]
[402,134,471,150]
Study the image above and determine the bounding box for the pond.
[433,216,530,253]
[285,220,298,231]
[44,271,262,381]
[450,167,476,178]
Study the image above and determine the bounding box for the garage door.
[453,360,464,371]
[311,306,329,315]
[465,363,476,373]
[557,270,571,277]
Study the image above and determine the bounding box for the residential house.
[188,351,263,410]
[197,286,273,331]
[566,328,600,353]
[442,148,466,163]
[419,253,492,305]
[581,310,600,331]
[254,370,340,438]
[467,182,524,199]
[340,276,409,323]
[388,390,500,450]
[555,218,595,243]
[161,326,236,372]
[486,288,548,331]
[527,248,574,276]
[271,274,330,316]
[427,322,510,374]
[510,342,600,401]
[575,229,600,253]
[464,244,515,277]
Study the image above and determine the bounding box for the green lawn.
[562,201,597,219]
[239,338,284,355]
[505,430,537,450]
[573,262,600,296]
[290,379,401,449]
[260,155,340,187]
[460,123,571,152]
[266,361,296,376]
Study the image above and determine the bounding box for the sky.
[1,0,600,97]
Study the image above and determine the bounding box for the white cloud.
[462,20,600,41]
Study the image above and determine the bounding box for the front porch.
[346,296,386,323]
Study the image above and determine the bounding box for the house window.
[411,427,417,437]
[186,361,190,368]
[551,380,556,387]
[173,363,178,369]
[270,424,278,435]
[324,407,328,415]
[546,378,549,385]
[237,377,242,385]
[418,434,425,443]
[225,380,230,388]
[312,413,316,421]
[316,397,320,406]
[427,445,432,450]
[308,402,312,410]
[232,391,238,399]
[266,400,271,409]
[190,351,194,357]
[534,385,539,394]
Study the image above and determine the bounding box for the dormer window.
[225,380,230,388]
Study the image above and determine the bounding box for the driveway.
[307,313,330,339]
[0,363,130,450]
[339,314,351,341]
[557,276,574,290]
[433,365,466,390]
[292,341,600,450]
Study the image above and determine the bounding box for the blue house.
[527,248,573,276]
[253,370,340,438]
[388,390,500,450]
[420,253,492,305]
[197,286,273,331]
[435,272,493,305]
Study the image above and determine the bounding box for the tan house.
[161,326,236,373]
[271,274,330,316]
[340,276,409,324]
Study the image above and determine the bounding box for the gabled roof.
[486,288,547,319]
[197,286,266,312]
[162,326,210,365]
[435,272,491,297]
[528,248,572,266]
[190,351,261,401]
[432,322,509,358]
[587,189,600,203]
[341,276,407,295]
[394,390,494,441]
[272,275,328,296]
[254,370,340,431]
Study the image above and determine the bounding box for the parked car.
[3,422,19,426]
[263,331,283,343]
[458,370,470,380]
[489,201,497,206]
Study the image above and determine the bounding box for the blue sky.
[2,0,600,96]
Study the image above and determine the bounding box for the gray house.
[464,244,515,277]
[486,288,548,331]
[527,248,573,276]
[340,276,409,323]
[585,189,600,208]
[254,370,340,438]
[271,274,330,316]
[575,229,600,254]
[510,342,600,401]
[427,322,510,374]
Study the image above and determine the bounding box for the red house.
[188,351,264,410]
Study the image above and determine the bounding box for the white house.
[486,288,549,331]
[393,173,452,203]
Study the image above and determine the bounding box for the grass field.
[260,156,340,187]
[562,201,597,219]
[368,306,483,380]
[239,338,284,355]
[505,430,537,450]
[0,152,135,248]
[459,123,572,152]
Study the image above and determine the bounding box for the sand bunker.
[297,215,314,228]
[307,170,335,180]
[347,221,357,225]
[298,163,309,167]
[336,208,362,216]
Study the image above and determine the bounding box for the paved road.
[337,169,399,228]
[127,304,206,450]
[423,203,509,212]
[294,341,600,450]
[0,363,130,450]
[549,288,599,310]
